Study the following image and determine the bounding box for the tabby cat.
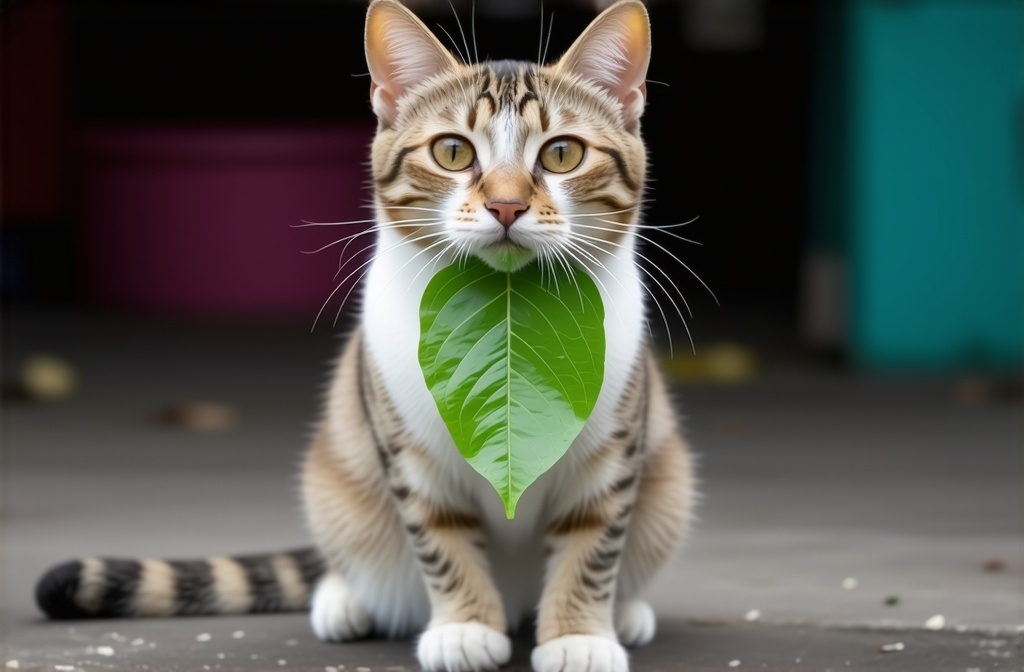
[35,2,696,671]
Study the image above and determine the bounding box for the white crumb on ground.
[924,614,945,630]
[357,667,371,672]
[841,577,858,590]
[278,660,287,666]
[96,646,115,656]
[728,661,741,668]
[879,642,905,653]
[131,639,145,646]
[232,631,246,639]
[325,667,339,672]
[5,661,18,670]
[744,609,761,622]
[196,633,212,642]
[55,666,75,671]
[217,653,226,659]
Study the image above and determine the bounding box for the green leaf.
[418,258,605,518]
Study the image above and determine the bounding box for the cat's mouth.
[477,240,535,273]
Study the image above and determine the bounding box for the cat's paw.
[531,635,629,672]
[615,600,656,647]
[310,572,373,642]
[417,622,511,672]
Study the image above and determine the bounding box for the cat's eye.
[431,135,475,172]
[539,137,585,174]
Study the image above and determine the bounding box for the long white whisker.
[572,230,693,319]
[541,13,554,65]
[303,220,442,255]
[404,239,458,299]
[314,231,449,331]
[436,22,467,64]
[293,217,378,228]
[368,236,454,310]
[595,218,718,306]
[573,235,694,355]
[559,243,623,332]
[471,0,479,64]
[448,1,473,66]
[568,221,702,247]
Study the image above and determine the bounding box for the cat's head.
[365,0,649,272]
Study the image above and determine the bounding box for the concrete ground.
[2,312,1021,671]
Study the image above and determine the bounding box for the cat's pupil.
[450,142,458,162]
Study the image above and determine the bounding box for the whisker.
[436,22,467,64]
[375,205,450,215]
[541,12,554,65]
[595,218,718,306]
[302,220,442,255]
[313,231,449,331]
[559,243,624,332]
[571,236,677,354]
[568,221,702,247]
[448,0,473,66]
[471,0,479,64]
[333,228,447,280]
[573,235,694,355]
[293,217,378,228]
[366,236,454,313]
[403,238,458,299]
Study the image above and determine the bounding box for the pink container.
[78,124,375,318]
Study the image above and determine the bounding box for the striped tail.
[35,548,325,620]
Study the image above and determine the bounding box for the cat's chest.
[361,227,646,493]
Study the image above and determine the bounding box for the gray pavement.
[2,312,1022,671]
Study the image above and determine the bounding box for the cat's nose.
[486,200,528,229]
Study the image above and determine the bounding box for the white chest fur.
[361,225,645,519]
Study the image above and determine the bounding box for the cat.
[34,2,696,671]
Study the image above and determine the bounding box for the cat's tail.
[35,548,325,619]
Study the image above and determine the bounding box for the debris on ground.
[982,558,1006,573]
[925,614,946,630]
[878,642,905,653]
[158,402,239,431]
[661,343,758,384]
[883,595,900,606]
[744,609,761,622]
[8,354,79,401]
[841,577,858,590]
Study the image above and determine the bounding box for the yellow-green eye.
[539,137,585,173]
[431,135,475,171]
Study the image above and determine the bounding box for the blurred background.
[3,0,1022,369]
[1,0,1022,668]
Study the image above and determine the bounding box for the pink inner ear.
[365,4,458,118]
[559,3,650,114]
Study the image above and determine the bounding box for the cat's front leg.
[532,472,639,672]
[394,482,510,672]
[360,350,510,672]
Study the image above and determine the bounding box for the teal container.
[838,1,1024,369]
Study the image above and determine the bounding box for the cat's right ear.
[365,0,459,125]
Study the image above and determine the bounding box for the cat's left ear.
[365,0,460,125]
[555,0,651,129]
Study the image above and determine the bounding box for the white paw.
[531,635,628,672]
[615,600,656,647]
[310,573,373,642]
[416,622,511,672]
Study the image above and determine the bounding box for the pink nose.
[487,200,528,229]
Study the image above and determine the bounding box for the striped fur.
[36,550,323,619]
[36,4,696,672]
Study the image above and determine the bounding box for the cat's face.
[365,0,650,272]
